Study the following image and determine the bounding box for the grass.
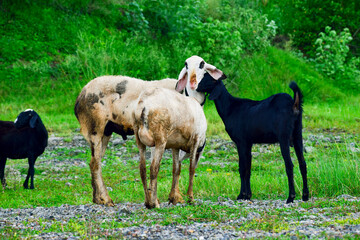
[0,132,359,238]
[0,1,359,238]
[1,131,358,209]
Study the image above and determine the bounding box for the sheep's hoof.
[145,199,160,209]
[186,196,194,204]
[93,196,114,207]
[2,179,7,189]
[168,195,184,205]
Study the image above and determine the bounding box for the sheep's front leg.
[187,142,200,203]
[24,155,36,189]
[89,135,114,206]
[168,148,184,205]
[0,157,7,189]
[146,143,165,209]
[135,132,148,203]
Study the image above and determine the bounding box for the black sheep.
[196,73,309,203]
[0,109,48,189]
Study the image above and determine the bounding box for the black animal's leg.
[293,130,309,201]
[236,143,252,200]
[24,155,36,189]
[0,157,7,189]
[279,139,295,203]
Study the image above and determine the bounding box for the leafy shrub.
[314,27,360,89]
[220,3,277,53]
[261,0,360,57]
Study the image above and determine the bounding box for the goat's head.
[176,56,226,93]
[14,109,39,129]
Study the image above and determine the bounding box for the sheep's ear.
[29,115,38,128]
[205,63,227,81]
[176,67,187,92]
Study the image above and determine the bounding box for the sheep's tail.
[135,105,155,147]
[289,81,303,115]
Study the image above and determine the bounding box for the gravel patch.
[1,197,359,239]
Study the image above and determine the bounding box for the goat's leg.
[24,155,36,189]
[293,132,309,201]
[89,134,114,206]
[279,140,296,203]
[146,143,165,209]
[0,157,7,189]
[169,148,184,205]
[135,132,149,203]
[236,143,252,200]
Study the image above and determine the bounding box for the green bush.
[261,0,360,57]
[314,27,360,90]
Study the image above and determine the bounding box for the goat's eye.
[185,62,188,69]
[199,61,205,69]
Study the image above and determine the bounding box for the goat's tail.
[289,81,303,115]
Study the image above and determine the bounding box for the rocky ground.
[1,196,359,239]
[1,132,359,239]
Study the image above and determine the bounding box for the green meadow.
[0,0,359,238]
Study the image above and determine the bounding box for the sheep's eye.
[199,61,205,69]
[185,62,188,69]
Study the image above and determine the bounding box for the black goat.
[196,73,309,203]
[0,109,48,189]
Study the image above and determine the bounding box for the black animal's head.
[196,72,227,100]
[14,109,40,129]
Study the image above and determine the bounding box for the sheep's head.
[14,109,39,129]
[176,56,226,93]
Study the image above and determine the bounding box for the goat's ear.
[176,67,187,92]
[205,63,227,81]
[29,115,38,128]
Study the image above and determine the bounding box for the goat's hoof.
[286,198,295,204]
[237,194,251,201]
[302,194,309,202]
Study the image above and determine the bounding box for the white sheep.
[74,75,180,206]
[133,87,207,209]
[175,55,226,97]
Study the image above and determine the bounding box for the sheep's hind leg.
[89,135,114,206]
[146,143,165,209]
[168,148,184,205]
[0,157,7,189]
[24,155,36,189]
[135,132,149,206]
